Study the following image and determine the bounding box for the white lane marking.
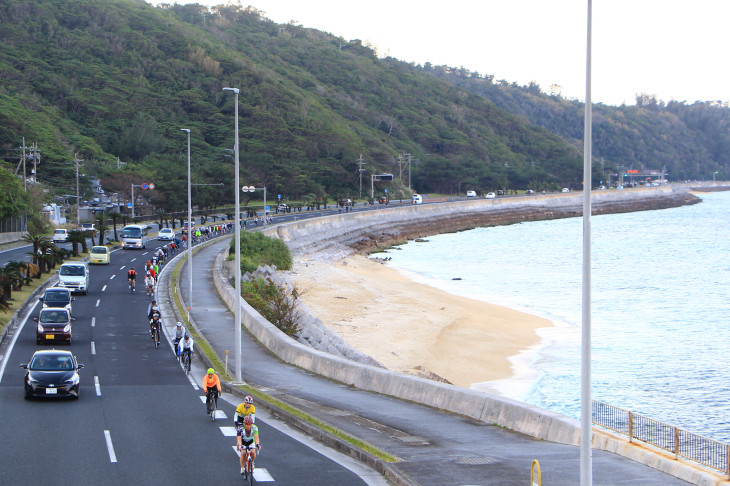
[91,317,96,327]
[220,426,237,437]
[120,265,126,270]
[131,258,137,262]
[104,430,118,463]
[214,410,228,419]
[94,376,102,396]
[91,341,96,355]
[230,447,273,482]
[102,285,107,292]
[199,396,207,403]
[187,374,199,390]
[0,300,39,384]
[96,299,101,307]
[110,274,116,280]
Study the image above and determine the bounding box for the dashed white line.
[94,376,102,396]
[104,430,117,463]
[220,426,237,437]
[120,265,126,270]
[91,317,96,327]
[102,285,107,292]
[96,299,101,307]
[91,341,96,355]
[131,258,137,262]
[110,274,116,280]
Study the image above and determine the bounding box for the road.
[0,240,375,485]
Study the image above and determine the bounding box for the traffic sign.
[149,183,155,190]
[141,183,148,190]
[277,194,281,200]
[384,188,388,193]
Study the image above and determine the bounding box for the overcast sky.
[161,1,729,107]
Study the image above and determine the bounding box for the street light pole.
[223,87,242,383]
[180,129,193,316]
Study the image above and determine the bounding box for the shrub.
[241,277,300,336]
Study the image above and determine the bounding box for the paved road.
[0,240,377,485]
[181,238,694,486]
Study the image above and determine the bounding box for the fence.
[0,216,27,233]
[593,400,729,478]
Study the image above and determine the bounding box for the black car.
[21,349,84,399]
[40,287,74,312]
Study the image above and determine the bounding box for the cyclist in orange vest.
[202,368,222,413]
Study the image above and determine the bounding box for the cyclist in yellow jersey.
[234,395,256,427]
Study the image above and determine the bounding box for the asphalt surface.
[0,240,376,485]
[180,238,694,486]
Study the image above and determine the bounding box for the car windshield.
[60,266,85,276]
[122,228,141,238]
[40,310,69,323]
[82,224,92,229]
[91,247,107,254]
[44,291,69,301]
[54,230,65,234]
[30,355,74,371]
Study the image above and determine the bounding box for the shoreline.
[289,254,553,388]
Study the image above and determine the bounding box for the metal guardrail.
[593,400,730,478]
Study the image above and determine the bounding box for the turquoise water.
[377,191,730,443]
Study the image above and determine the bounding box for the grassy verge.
[168,241,400,464]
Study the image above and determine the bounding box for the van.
[52,229,68,243]
[57,262,89,295]
[121,224,150,249]
[466,191,477,197]
[412,194,423,204]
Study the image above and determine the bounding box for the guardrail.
[593,400,729,478]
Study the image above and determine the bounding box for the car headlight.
[63,374,79,385]
[37,323,44,333]
[63,324,71,332]
[28,377,40,385]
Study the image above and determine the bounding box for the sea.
[376,190,730,443]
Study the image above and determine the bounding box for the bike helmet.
[176,322,183,327]
[184,334,189,339]
[243,416,253,425]
[146,271,151,276]
[244,396,253,405]
[207,368,215,374]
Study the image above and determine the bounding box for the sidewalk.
[175,238,697,486]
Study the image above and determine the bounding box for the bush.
[231,232,292,274]
[241,277,300,336]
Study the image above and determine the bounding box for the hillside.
[0,0,581,216]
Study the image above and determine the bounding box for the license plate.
[46,388,57,395]
[45,335,54,339]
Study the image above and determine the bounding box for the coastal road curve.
[0,240,374,485]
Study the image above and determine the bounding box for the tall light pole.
[180,129,193,316]
[223,87,242,382]
[713,171,719,182]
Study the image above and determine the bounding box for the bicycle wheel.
[184,353,191,375]
[154,329,159,348]
[210,395,217,421]
[247,455,254,485]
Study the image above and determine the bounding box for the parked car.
[57,262,89,295]
[525,189,535,195]
[21,349,84,399]
[157,228,175,241]
[33,307,74,345]
[412,194,423,204]
[561,188,570,193]
[40,287,74,312]
[466,190,477,197]
[89,246,111,265]
[485,192,496,199]
[52,229,68,243]
[80,223,96,236]
[497,190,505,196]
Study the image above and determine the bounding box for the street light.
[223,87,242,383]
[180,129,193,318]
[242,185,267,225]
[714,171,719,182]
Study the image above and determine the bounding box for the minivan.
[58,262,89,295]
[412,194,423,204]
[40,287,74,312]
[52,229,68,243]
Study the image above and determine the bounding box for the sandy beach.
[288,255,552,388]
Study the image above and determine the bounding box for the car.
[52,229,68,243]
[21,349,84,399]
[485,192,496,199]
[378,196,388,204]
[598,185,606,190]
[157,228,175,241]
[40,287,74,312]
[277,203,289,212]
[497,190,505,196]
[89,245,111,265]
[561,188,570,193]
[525,189,535,195]
[80,223,96,236]
[33,307,74,345]
[412,194,423,204]
[57,262,89,295]
[466,190,477,197]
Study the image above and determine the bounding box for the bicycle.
[151,324,160,349]
[241,447,257,485]
[180,349,192,375]
[206,389,218,421]
[128,278,136,293]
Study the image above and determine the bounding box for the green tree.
[0,167,28,219]
[95,213,110,245]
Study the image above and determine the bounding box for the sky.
[160,1,729,107]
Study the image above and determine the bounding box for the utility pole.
[21,137,28,190]
[32,143,40,183]
[357,154,366,198]
[74,153,84,226]
[396,154,404,183]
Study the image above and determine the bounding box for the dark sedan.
[21,349,84,399]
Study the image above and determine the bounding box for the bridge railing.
[593,400,729,478]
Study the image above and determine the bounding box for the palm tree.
[66,229,85,257]
[5,261,30,290]
[95,213,110,245]
[0,265,21,301]
[22,233,50,265]
[81,230,93,253]
[109,211,120,241]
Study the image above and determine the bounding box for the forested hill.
[424,66,730,182]
[0,0,581,212]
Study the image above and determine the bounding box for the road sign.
[127,203,132,208]
[277,194,281,200]
[149,183,155,190]
[384,188,388,193]
[242,185,255,192]
[141,183,148,190]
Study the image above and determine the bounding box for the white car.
[412,194,423,204]
[485,192,496,199]
[157,228,175,241]
[466,191,476,197]
[561,188,570,193]
[52,229,68,242]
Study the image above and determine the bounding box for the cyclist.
[172,322,185,355]
[149,312,161,339]
[178,333,194,365]
[147,300,159,320]
[127,267,137,292]
[234,395,256,426]
[144,272,155,296]
[237,416,260,477]
[202,368,222,413]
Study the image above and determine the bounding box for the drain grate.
[456,456,500,465]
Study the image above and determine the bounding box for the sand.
[288,255,552,388]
